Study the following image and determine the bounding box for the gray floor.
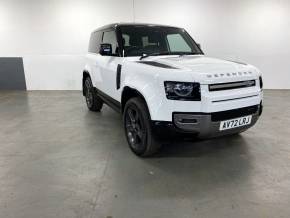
[0,90,290,218]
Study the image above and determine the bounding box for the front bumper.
[152,104,262,138]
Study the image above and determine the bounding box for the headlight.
[259,76,263,89]
[164,81,201,101]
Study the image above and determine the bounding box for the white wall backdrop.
[0,0,134,90]
[0,0,289,89]
[134,0,290,90]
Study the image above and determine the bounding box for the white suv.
[83,23,263,156]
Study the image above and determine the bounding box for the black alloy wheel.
[123,97,161,157]
[84,77,103,112]
[85,78,93,108]
[125,106,147,152]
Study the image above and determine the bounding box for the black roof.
[93,23,181,32]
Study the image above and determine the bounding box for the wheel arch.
[121,86,151,118]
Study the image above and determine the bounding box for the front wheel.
[123,97,161,157]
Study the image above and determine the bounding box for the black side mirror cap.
[99,43,112,56]
[197,43,201,50]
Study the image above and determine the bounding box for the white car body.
[83,23,263,138]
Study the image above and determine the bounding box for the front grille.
[211,105,259,122]
[209,80,256,92]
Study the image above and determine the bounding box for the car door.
[98,29,123,101]
[87,31,103,90]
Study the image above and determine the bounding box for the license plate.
[219,116,252,131]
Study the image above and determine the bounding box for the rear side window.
[102,30,118,55]
[88,31,102,53]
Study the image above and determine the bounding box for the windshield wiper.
[139,51,200,60]
[139,52,170,60]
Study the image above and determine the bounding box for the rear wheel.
[123,97,161,157]
[84,77,103,112]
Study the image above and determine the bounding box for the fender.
[121,63,166,121]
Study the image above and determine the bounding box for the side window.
[167,34,192,52]
[142,36,159,47]
[142,36,149,47]
[88,31,102,53]
[122,34,130,46]
[102,30,118,55]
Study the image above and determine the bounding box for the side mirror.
[197,43,201,50]
[99,43,112,56]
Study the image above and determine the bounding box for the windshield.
[119,26,203,57]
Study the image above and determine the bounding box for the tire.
[123,97,161,157]
[84,77,103,112]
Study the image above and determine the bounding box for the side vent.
[116,64,122,90]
